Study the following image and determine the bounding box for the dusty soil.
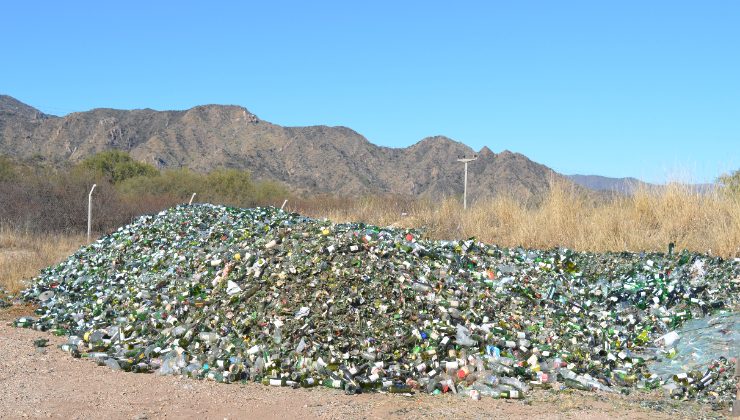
[0,308,729,420]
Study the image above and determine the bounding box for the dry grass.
[1,180,738,294]
[300,180,740,258]
[0,227,86,293]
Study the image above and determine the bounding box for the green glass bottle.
[322,378,344,389]
[499,389,524,399]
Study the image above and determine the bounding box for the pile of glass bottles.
[13,204,739,405]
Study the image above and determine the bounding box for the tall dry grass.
[1,179,737,294]
[301,180,740,258]
[0,227,86,293]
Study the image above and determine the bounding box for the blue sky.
[2,1,738,183]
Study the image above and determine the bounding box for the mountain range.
[0,95,706,198]
[566,174,715,194]
[567,174,653,193]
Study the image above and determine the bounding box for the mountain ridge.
[567,174,715,194]
[0,95,572,198]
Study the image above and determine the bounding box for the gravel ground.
[0,307,728,420]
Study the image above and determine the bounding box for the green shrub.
[118,168,199,199]
[0,155,15,181]
[252,179,290,206]
[118,168,289,207]
[2,153,291,233]
[78,150,158,184]
[203,169,255,205]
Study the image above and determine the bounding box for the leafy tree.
[78,150,158,184]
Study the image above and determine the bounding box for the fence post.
[189,193,197,205]
[87,184,96,242]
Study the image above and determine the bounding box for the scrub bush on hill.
[0,151,290,233]
[118,168,290,208]
[78,150,158,184]
[0,155,15,182]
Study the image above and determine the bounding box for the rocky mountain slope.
[1,95,567,198]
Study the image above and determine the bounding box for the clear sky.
[2,1,738,183]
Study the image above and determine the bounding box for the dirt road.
[0,308,727,420]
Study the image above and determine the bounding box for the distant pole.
[457,155,477,210]
[189,193,197,205]
[87,184,96,242]
[280,199,288,211]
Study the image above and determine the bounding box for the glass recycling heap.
[16,204,740,406]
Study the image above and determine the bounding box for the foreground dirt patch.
[0,310,728,419]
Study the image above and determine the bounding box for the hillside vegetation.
[0,150,289,234]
